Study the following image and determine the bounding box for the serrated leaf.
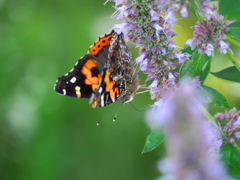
[219,0,240,20]
[228,21,240,40]
[142,130,164,154]
[220,143,240,179]
[198,85,229,108]
[210,66,240,83]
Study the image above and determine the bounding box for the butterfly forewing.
[54,54,104,98]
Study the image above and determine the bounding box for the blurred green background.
[0,0,159,180]
[1,0,240,180]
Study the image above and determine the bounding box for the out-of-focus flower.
[147,80,231,180]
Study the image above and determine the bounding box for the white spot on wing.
[101,95,104,107]
[70,77,77,83]
[99,87,102,93]
[75,86,81,98]
[63,89,66,95]
[75,86,80,91]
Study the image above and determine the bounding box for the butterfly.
[54,30,139,108]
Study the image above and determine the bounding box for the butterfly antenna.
[96,101,120,126]
[113,103,121,122]
[129,102,152,112]
[96,109,112,126]
[136,89,150,94]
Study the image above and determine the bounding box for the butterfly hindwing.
[54,54,104,98]
[89,32,139,107]
[90,68,121,107]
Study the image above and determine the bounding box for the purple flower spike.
[186,11,233,56]
[147,80,230,180]
[107,0,193,100]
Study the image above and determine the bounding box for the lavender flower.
[147,81,231,180]
[105,1,235,179]
[107,0,190,101]
[213,108,240,148]
[186,13,233,56]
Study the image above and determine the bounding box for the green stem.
[226,35,240,49]
[199,104,218,128]
[226,50,240,71]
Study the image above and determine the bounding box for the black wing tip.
[54,77,65,95]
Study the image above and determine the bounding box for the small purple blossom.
[180,5,188,18]
[198,43,214,56]
[217,40,230,54]
[149,9,159,21]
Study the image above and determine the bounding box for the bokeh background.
[1,0,240,180]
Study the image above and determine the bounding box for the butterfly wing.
[90,68,121,107]
[87,30,115,64]
[89,32,138,108]
[54,54,104,98]
[54,31,115,99]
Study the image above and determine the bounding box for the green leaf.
[199,57,211,83]
[210,66,240,83]
[219,0,240,20]
[198,85,229,108]
[179,50,211,83]
[180,60,195,78]
[191,51,210,74]
[188,1,198,17]
[228,21,240,40]
[181,46,195,55]
[188,1,203,21]
[220,143,240,179]
[142,130,164,154]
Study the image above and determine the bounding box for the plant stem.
[226,50,240,71]
[199,104,218,128]
[226,35,240,49]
